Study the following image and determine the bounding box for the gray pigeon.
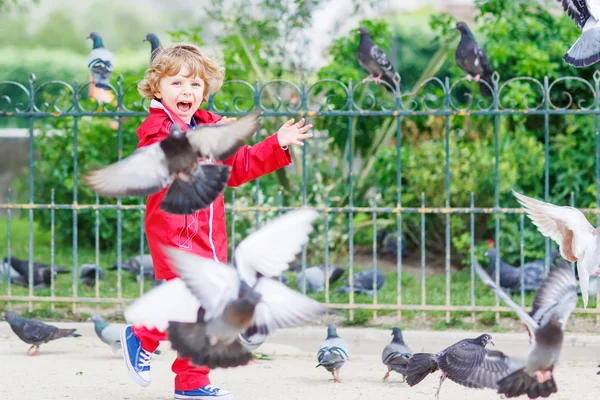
[406,333,523,398]
[316,323,350,383]
[85,113,260,215]
[557,0,600,67]
[0,258,20,280]
[1,311,81,355]
[144,33,161,64]
[88,314,160,355]
[86,32,114,91]
[382,327,413,382]
[79,264,105,287]
[3,256,70,289]
[294,264,345,293]
[475,260,578,398]
[110,255,155,282]
[125,209,327,369]
[357,26,400,92]
[336,268,385,296]
[455,21,494,97]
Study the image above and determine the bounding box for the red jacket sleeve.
[224,133,292,187]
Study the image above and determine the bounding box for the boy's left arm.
[224,133,291,187]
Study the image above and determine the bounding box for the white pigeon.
[512,189,600,308]
[125,208,328,369]
[87,32,114,90]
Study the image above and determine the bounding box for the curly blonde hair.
[138,43,225,101]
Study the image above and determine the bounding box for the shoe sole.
[120,327,151,388]
[174,394,234,400]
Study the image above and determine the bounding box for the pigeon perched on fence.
[336,268,385,296]
[85,112,260,215]
[357,26,400,92]
[475,260,578,398]
[406,333,522,398]
[382,327,413,382]
[512,189,600,308]
[3,256,69,289]
[79,264,105,287]
[88,314,160,355]
[455,21,494,97]
[87,32,114,91]
[1,312,81,355]
[486,246,559,292]
[316,323,350,383]
[556,0,600,67]
[293,264,346,293]
[144,33,161,64]
[125,209,327,369]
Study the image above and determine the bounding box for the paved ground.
[0,322,599,400]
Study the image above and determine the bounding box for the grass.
[1,216,598,332]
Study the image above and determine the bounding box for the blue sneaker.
[174,385,234,399]
[120,326,153,387]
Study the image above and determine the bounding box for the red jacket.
[137,100,292,280]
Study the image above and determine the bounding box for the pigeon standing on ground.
[79,264,105,287]
[486,246,559,292]
[378,228,408,258]
[557,0,600,67]
[475,260,578,398]
[455,21,494,97]
[316,323,350,383]
[110,255,155,282]
[144,33,161,64]
[0,258,21,280]
[292,264,346,293]
[88,314,160,355]
[125,209,328,369]
[336,268,385,296]
[85,113,260,215]
[382,327,413,382]
[3,256,70,288]
[86,32,114,91]
[512,189,600,308]
[357,26,400,92]
[1,312,81,355]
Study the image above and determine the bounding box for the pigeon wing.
[558,0,593,28]
[530,264,578,329]
[461,350,524,389]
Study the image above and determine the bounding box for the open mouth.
[177,101,192,112]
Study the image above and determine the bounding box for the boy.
[120,43,313,399]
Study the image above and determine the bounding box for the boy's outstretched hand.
[277,118,313,147]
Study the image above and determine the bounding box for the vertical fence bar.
[493,76,501,324]
[278,191,285,285]
[254,82,261,233]
[300,124,308,294]
[50,189,56,311]
[7,188,12,310]
[27,75,35,312]
[347,81,355,321]
[95,193,100,306]
[396,114,403,321]
[420,192,426,319]
[116,112,124,306]
[543,76,550,271]
[371,194,378,321]
[444,77,451,323]
[595,78,600,324]
[520,212,525,307]
[470,192,475,323]
[72,88,80,314]
[324,194,330,305]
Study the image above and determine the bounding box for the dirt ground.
[1,322,599,400]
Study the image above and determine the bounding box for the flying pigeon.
[475,259,578,398]
[406,333,524,398]
[87,32,114,91]
[486,246,560,292]
[3,256,69,289]
[556,0,600,67]
[79,264,105,287]
[85,112,260,215]
[382,327,413,382]
[87,314,160,355]
[293,264,346,293]
[144,33,161,64]
[455,21,494,97]
[512,189,600,308]
[336,268,385,296]
[357,26,401,92]
[1,312,81,355]
[316,323,350,383]
[124,208,328,369]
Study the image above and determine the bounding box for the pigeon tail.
[160,164,230,215]
[478,74,494,97]
[564,19,600,68]
[55,328,81,339]
[496,368,557,399]
[167,312,253,369]
[405,353,439,386]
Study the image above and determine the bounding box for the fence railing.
[1,73,599,325]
